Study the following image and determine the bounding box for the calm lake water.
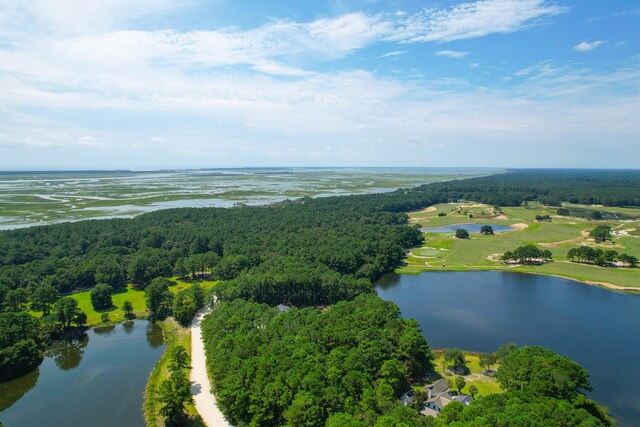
[375,271,640,427]
[421,223,514,233]
[0,320,165,427]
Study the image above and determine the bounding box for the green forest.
[0,169,631,425]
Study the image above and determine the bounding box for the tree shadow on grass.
[94,304,118,314]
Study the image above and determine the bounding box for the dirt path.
[539,229,589,247]
[191,307,232,427]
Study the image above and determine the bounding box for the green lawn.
[32,278,218,327]
[428,351,502,397]
[401,203,640,290]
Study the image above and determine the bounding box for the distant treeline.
[407,169,640,208]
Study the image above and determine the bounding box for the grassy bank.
[30,278,218,327]
[400,202,640,291]
[144,317,204,427]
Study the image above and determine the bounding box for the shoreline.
[397,266,640,294]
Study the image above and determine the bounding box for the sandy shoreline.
[191,307,232,427]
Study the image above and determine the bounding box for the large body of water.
[0,167,499,229]
[375,271,640,427]
[0,320,165,427]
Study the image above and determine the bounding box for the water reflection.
[48,337,89,371]
[146,322,164,348]
[94,324,116,334]
[123,320,135,334]
[0,320,166,427]
[0,368,39,412]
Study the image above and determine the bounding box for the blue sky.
[0,0,638,169]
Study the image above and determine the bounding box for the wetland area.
[0,167,497,230]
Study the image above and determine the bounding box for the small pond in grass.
[375,271,640,427]
[0,320,165,427]
[421,223,514,233]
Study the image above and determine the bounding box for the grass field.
[31,278,218,327]
[424,351,502,397]
[401,202,640,291]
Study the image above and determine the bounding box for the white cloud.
[0,0,637,168]
[389,0,566,43]
[436,50,469,58]
[252,61,312,77]
[77,136,104,147]
[380,50,407,58]
[0,0,189,39]
[573,40,604,52]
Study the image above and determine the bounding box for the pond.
[420,223,514,233]
[0,320,165,427]
[375,271,640,427]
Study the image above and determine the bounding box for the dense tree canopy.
[172,283,206,325]
[435,346,612,426]
[501,245,552,264]
[201,294,433,426]
[567,247,637,267]
[435,391,607,427]
[497,346,592,400]
[590,226,612,243]
[0,312,45,381]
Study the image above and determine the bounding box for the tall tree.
[53,297,86,329]
[480,225,494,235]
[30,285,58,315]
[122,300,134,316]
[144,278,173,318]
[90,284,114,310]
[158,370,193,425]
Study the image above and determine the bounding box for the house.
[276,304,290,312]
[419,378,473,417]
[454,395,473,405]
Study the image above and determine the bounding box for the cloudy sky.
[0,0,638,169]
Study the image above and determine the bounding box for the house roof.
[434,395,453,409]
[420,407,440,418]
[276,304,290,312]
[425,378,450,394]
[454,395,473,405]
